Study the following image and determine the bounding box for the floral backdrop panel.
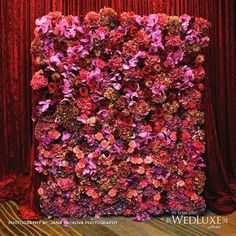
[31,8,210,221]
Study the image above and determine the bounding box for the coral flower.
[108,188,117,197]
[153,193,161,201]
[37,187,44,195]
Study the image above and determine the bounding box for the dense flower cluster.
[31,8,210,221]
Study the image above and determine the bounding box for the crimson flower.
[79,86,89,97]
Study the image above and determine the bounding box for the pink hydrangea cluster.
[31,8,210,221]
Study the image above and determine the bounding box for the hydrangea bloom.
[31,8,210,221]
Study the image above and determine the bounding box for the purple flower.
[67,45,83,57]
[50,54,61,66]
[134,15,142,25]
[123,64,130,70]
[186,30,199,44]
[88,160,96,169]
[151,30,162,43]
[38,99,51,113]
[54,19,69,36]
[91,92,105,102]
[133,213,151,221]
[89,68,101,79]
[147,14,159,27]
[151,82,165,94]
[168,50,184,64]
[98,109,109,118]
[180,14,191,31]
[113,83,122,90]
[35,16,51,34]
[62,79,72,94]
[163,56,175,68]
[62,131,71,141]
[150,40,164,53]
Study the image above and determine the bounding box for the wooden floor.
[0,201,235,236]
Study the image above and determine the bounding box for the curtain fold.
[0,0,235,218]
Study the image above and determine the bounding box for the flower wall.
[31,8,210,221]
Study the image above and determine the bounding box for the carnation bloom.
[73,146,85,158]
[85,11,100,27]
[157,13,168,27]
[30,72,48,90]
[123,40,139,57]
[57,178,76,191]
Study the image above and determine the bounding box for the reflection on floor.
[0,201,235,236]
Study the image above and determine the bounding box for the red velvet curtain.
[0,0,235,218]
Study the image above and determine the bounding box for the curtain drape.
[0,0,235,219]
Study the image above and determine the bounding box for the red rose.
[181,131,191,141]
[89,77,99,89]
[79,60,87,68]
[88,102,97,111]
[189,101,196,109]
[168,93,177,101]
[142,66,152,75]
[96,60,107,69]
[198,83,204,91]
[192,141,204,152]
[130,26,138,37]
[124,115,134,126]
[79,86,89,97]
[48,82,57,93]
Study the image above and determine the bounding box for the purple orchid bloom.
[89,68,101,79]
[54,19,69,36]
[134,14,142,25]
[91,92,104,102]
[62,132,71,141]
[168,50,184,64]
[151,29,162,43]
[35,16,51,34]
[38,99,52,113]
[180,14,191,31]
[50,54,62,66]
[147,14,159,28]
[151,82,165,94]
[186,30,200,44]
[113,83,122,90]
[62,79,73,94]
